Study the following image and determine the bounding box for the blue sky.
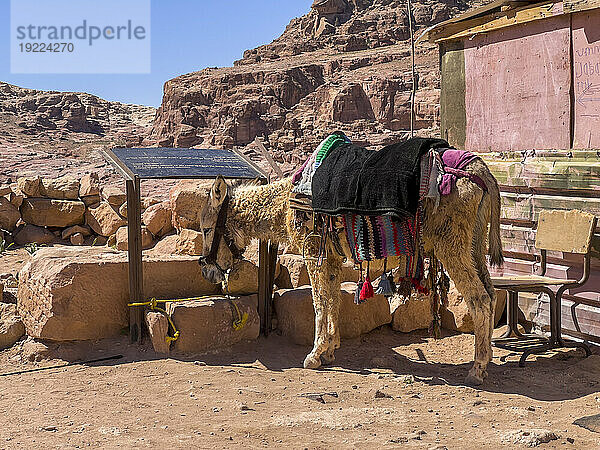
[0,0,312,106]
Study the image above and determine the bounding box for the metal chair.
[492,209,597,366]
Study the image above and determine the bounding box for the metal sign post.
[102,147,271,344]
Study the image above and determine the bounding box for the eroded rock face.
[17,247,220,341]
[147,0,462,172]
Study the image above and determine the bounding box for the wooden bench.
[491,209,597,366]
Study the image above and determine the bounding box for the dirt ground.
[1,324,600,449]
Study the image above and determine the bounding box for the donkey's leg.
[437,245,493,384]
[473,200,497,363]
[303,258,342,369]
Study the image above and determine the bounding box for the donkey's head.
[198,175,242,284]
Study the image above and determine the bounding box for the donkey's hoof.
[303,355,322,369]
[465,374,484,386]
[321,352,335,365]
[465,366,487,386]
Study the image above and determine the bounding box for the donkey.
[198,157,503,385]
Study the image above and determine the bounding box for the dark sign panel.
[105,148,265,180]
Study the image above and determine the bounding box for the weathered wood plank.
[432,1,564,43]
[440,41,466,148]
[564,0,600,14]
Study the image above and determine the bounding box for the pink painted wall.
[572,9,600,149]
[463,16,571,152]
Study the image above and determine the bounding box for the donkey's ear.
[209,175,228,207]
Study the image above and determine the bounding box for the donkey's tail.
[485,171,504,267]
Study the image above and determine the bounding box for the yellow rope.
[128,294,247,344]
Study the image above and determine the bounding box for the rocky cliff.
[0,82,155,146]
[148,0,470,176]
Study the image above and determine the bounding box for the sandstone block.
[119,202,128,218]
[40,176,80,200]
[86,202,126,237]
[166,295,260,353]
[274,282,392,345]
[169,180,213,230]
[142,197,161,210]
[17,177,42,197]
[79,172,100,197]
[21,198,85,227]
[390,293,433,333]
[13,224,56,246]
[143,202,173,237]
[70,233,85,246]
[0,303,25,350]
[145,311,171,354]
[227,260,258,295]
[0,197,21,231]
[17,247,220,341]
[81,194,101,207]
[176,229,203,255]
[61,224,91,240]
[277,254,310,288]
[101,186,127,207]
[8,191,24,209]
[145,234,178,256]
[440,281,507,333]
[115,225,154,251]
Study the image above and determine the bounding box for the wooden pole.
[126,176,144,344]
[407,0,416,138]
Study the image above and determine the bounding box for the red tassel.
[360,275,374,300]
[412,278,429,295]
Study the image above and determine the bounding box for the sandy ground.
[0,326,599,449]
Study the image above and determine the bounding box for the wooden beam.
[563,0,600,13]
[431,1,564,43]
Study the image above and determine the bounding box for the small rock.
[101,186,127,208]
[115,225,154,251]
[86,202,126,237]
[566,437,574,443]
[40,176,80,200]
[0,303,25,350]
[17,177,42,197]
[374,390,391,399]
[0,197,20,232]
[176,229,203,256]
[142,202,173,238]
[79,173,100,197]
[501,429,559,447]
[40,426,58,432]
[70,233,85,246]
[13,224,55,246]
[62,225,91,240]
[145,311,170,354]
[194,361,207,366]
[240,404,253,411]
